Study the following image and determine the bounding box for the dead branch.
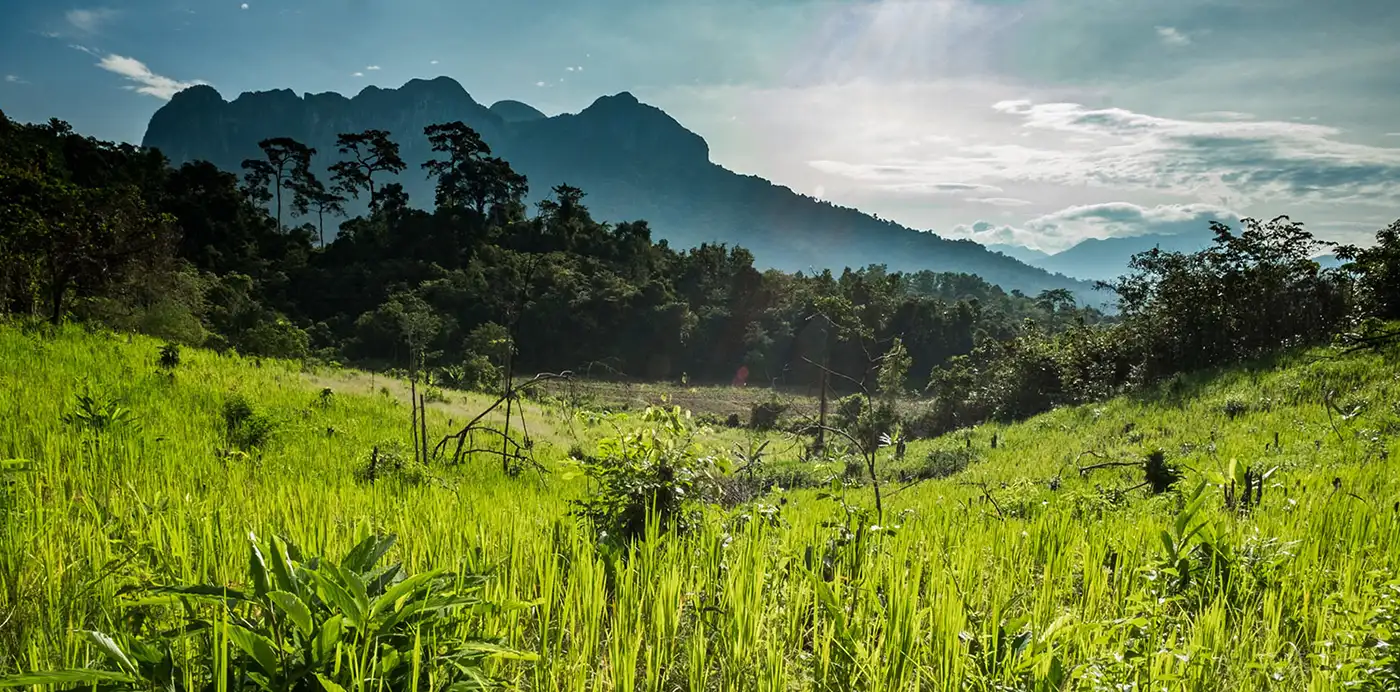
[1078,461,1142,475]
[434,371,572,467]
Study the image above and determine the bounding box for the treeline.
[2,110,1397,437]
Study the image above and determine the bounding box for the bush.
[422,385,448,403]
[749,399,788,431]
[222,393,275,451]
[437,353,502,393]
[904,447,976,482]
[158,343,181,369]
[570,406,727,545]
[356,442,430,486]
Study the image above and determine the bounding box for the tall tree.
[241,137,316,232]
[329,130,406,212]
[289,171,346,247]
[421,122,528,216]
[3,174,174,323]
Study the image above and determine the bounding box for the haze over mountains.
[989,230,1220,283]
[141,76,1101,304]
[992,229,1343,283]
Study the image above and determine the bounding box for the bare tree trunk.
[49,281,66,325]
[816,355,829,456]
[501,344,515,475]
[409,350,420,463]
[274,173,283,232]
[419,391,429,465]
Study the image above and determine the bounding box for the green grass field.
[2,322,1399,690]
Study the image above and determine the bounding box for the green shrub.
[222,393,276,451]
[749,399,788,431]
[62,388,140,435]
[569,406,727,545]
[157,343,181,370]
[356,442,431,486]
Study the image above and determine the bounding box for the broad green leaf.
[227,624,281,678]
[326,560,371,622]
[268,535,299,595]
[341,534,396,574]
[268,591,314,637]
[248,533,272,599]
[315,673,347,692]
[1159,530,1176,561]
[80,631,137,675]
[128,584,249,606]
[314,615,344,664]
[370,570,443,618]
[310,569,365,628]
[1228,458,1245,487]
[0,669,138,687]
[364,563,404,598]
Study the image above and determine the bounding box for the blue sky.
[3,0,1399,251]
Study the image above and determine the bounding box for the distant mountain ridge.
[991,228,1240,283]
[141,76,1099,303]
[1037,230,1219,282]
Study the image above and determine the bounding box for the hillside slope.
[141,77,1096,303]
[2,323,1397,689]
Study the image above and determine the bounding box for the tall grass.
[2,321,1398,689]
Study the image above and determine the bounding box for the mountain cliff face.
[142,77,1097,302]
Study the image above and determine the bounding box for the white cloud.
[949,202,1238,252]
[810,99,1400,213]
[4,75,27,84]
[430,59,439,65]
[240,3,248,9]
[969,197,1031,207]
[566,66,576,72]
[535,81,546,87]
[1194,111,1254,121]
[352,72,364,77]
[66,8,118,34]
[95,53,207,100]
[1155,26,1191,46]
[366,65,381,71]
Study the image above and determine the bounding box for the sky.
[2,0,1398,253]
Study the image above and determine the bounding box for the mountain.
[142,77,1098,303]
[986,244,1052,266]
[1002,230,1219,283]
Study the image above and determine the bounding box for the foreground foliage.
[2,323,1398,690]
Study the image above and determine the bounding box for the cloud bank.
[948,202,1240,253]
[96,54,207,100]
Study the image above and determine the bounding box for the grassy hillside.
[2,322,1398,690]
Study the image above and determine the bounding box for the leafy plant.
[748,399,787,431]
[1207,457,1277,512]
[567,405,728,545]
[62,388,140,435]
[222,393,276,451]
[355,442,431,486]
[157,344,180,370]
[1153,481,1234,595]
[3,532,535,691]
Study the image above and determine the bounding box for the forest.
[3,110,1397,435]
